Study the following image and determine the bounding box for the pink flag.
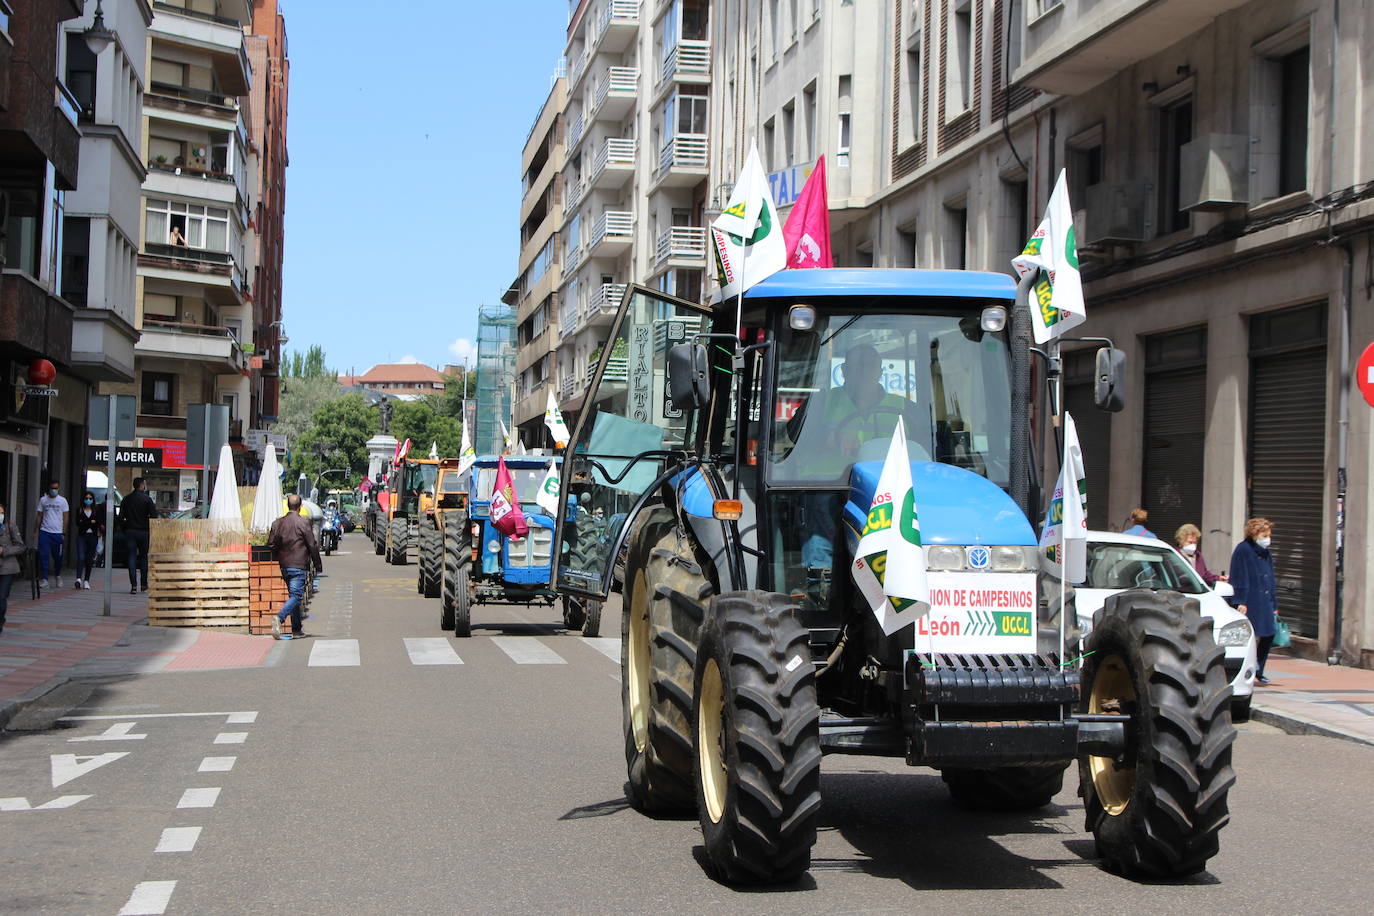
[781,156,833,269]
[489,456,529,540]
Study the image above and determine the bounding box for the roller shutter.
[1141,328,1208,544]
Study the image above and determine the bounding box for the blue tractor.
[552,273,1235,884]
[443,455,601,638]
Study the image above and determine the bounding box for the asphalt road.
[3,533,1372,915]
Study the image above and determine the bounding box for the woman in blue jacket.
[1229,517,1277,684]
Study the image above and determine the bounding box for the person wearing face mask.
[73,491,104,589]
[1173,523,1228,586]
[33,479,69,589]
[1229,517,1277,684]
[0,503,25,635]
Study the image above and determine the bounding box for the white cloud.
[447,337,477,364]
[397,354,421,364]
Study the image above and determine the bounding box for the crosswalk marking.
[580,637,620,664]
[177,787,220,809]
[403,637,464,666]
[308,639,360,667]
[155,826,201,853]
[491,636,567,665]
[119,880,176,915]
[199,756,236,772]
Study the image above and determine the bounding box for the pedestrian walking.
[1122,507,1156,539]
[0,503,24,636]
[1229,517,1278,684]
[119,477,159,593]
[73,491,103,589]
[33,479,68,588]
[1173,523,1228,586]
[267,493,322,639]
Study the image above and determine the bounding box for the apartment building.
[506,72,566,446]
[552,0,714,430]
[702,0,1373,664]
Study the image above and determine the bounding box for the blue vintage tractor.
[552,273,1235,884]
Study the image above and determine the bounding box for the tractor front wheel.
[693,591,821,885]
[419,520,441,598]
[562,596,586,631]
[1078,589,1236,878]
[387,518,409,565]
[580,599,603,638]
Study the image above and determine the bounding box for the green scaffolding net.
[475,304,516,456]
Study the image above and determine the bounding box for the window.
[783,100,796,168]
[900,21,923,147]
[1277,46,1310,195]
[836,75,852,167]
[803,83,817,160]
[65,34,97,120]
[764,117,777,171]
[945,202,968,269]
[142,372,175,417]
[1000,177,1029,272]
[676,87,708,135]
[60,216,89,306]
[948,0,972,114]
[1157,97,1193,234]
[896,225,917,267]
[145,199,230,251]
[770,0,781,58]
[1251,24,1310,204]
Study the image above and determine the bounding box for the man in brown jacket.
[267,494,323,638]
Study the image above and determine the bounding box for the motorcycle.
[320,508,342,555]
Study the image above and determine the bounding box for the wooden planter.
[147,551,250,629]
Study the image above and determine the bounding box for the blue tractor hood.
[844,461,1035,547]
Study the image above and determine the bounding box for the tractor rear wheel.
[941,764,1068,809]
[419,519,441,598]
[1078,589,1236,878]
[622,513,712,813]
[373,520,385,555]
[693,591,821,885]
[440,516,467,632]
[450,566,471,637]
[581,599,602,638]
[387,518,409,565]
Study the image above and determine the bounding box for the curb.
[0,675,73,732]
[1250,704,1374,749]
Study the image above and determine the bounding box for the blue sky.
[279,0,570,377]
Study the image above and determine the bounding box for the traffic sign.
[1358,341,1374,408]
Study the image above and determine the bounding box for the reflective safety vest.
[808,386,913,476]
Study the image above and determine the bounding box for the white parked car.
[1072,531,1258,722]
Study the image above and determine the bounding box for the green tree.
[288,394,377,486]
[276,374,347,449]
[391,400,464,460]
[285,344,333,378]
[426,369,479,420]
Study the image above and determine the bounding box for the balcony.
[568,49,590,91]
[590,138,636,188]
[560,305,581,340]
[592,67,638,121]
[654,134,708,187]
[589,211,634,256]
[566,111,585,152]
[559,371,585,403]
[138,244,245,308]
[589,282,627,315]
[150,1,251,96]
[145,161,238,206]
[593,0,640,53]
[654,228,707,266]
[658,39,710,89]
[145,81,239,117]
[135,318,245,373]
[565,175,588,212]
[1014,0,1250,95]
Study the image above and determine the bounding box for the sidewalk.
[0,580,276,729]
[1249,653,1374,748]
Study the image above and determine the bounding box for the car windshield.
[475,465,551,506]
[768,301,1013,487]
[1085,542,1208,595]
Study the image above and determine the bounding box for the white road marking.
[199,756,236,772]
[68,721,147,742]
[51,752,129,788]
[580,637,621,663]
[155,826,201,853]
[118,880,177,915]
[404,637,464,665]
[177,787,221,808]
[225,711,258,724]
[0,795,91,811]
[308,639,360,667]
[214,732,248,744]
[59,711,257,723]
[491,636,567,665]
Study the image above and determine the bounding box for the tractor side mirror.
[667,343,710,412]
[1094,347,1127,413]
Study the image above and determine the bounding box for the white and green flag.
[545,389,571,449]
[851,417,931,634]
[1040,412,1088,583]
[711,143,787,300]
[1011,168,1086,344]
[457,421,476,477]
[499,418,513,454]
[536,463,560,516]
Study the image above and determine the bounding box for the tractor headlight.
[487,539,501,554]
[1217,619,1253,647]
[926,545,965,570]
[991,545,1037,571]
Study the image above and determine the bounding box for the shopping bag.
[1273,619,1291,648]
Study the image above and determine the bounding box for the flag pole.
[1054,337,1067,666]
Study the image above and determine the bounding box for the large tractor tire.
[622,513,713,813]
[693,591,822,885]
[1078,589,1236,878]
[581,599,603,638]
[418,519,442,598]
[441,515,472,637]
[387,518,409,565]
[373,520,385,555]
[563,596,604,638]
[941,764,1068,809]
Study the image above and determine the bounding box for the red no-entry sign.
[1358,342,1374,408]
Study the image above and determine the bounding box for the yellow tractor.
[380,455,440,566]
[417,458,467,606]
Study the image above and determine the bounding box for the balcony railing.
[659,39,710,85]
[153,1,244,28]
[560,306,581,340]
[655,227,707,265]
[569,50,590,87]
[593,67,638,118]
[590,210,634,250]
[147,81,238,111]
[566,112,584,150]
[143,242,233,266]
[148,160,235,183]
[143,318,238,339]
[589,282,627,314]
[591,137,636,185]
[657,133,708,176]
[565,175,588,211]
[593,0,640,46]
[559,371,585,401]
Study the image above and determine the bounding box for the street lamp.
[83,1,115,55]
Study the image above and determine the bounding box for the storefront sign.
[768,161,815,208]
[142,438,203,469]
[22,386,58,397]
[87,446,163,467]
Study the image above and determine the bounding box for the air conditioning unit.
[1084,180,1149,244]
[1180,133,1249,211]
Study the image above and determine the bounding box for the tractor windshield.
[405,462,440,496]
[768,302,1013,489]
[475,465,552,510]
